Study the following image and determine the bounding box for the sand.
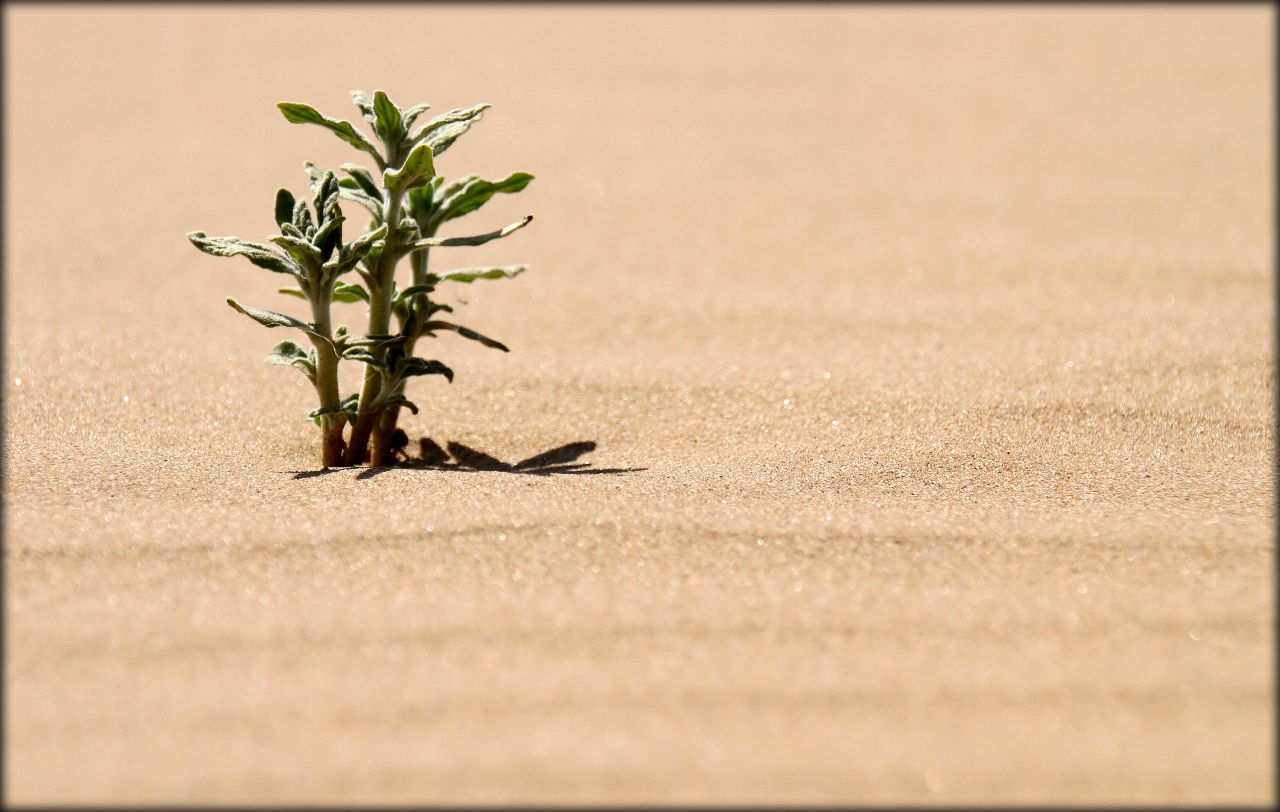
[3,4,1274,804]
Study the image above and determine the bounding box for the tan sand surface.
[3,4,1274,804]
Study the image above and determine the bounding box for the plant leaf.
[277,286,307,300]
[345,334,411,348]
[291,197,314,233]
[225,298,332,347]
[340,163,383,200]
[395,357,454,382]
[188,232,300,276]
[277,101,383,165]
[332,280,369,303]
[435,172,534,225]
[371,90,404,146]
[383,141,436,193]
[327,223,389,275]
[350,90,376,123]
[340,347,387,367]
[409,104,490,157]
[313,213,346,263]
[268,233,323,266]
[380,394,419,414]
[274,189,296,228]
[418,320,510,351]
[432,265,526,284]
[266,340,308,362]
[409,215,532,251]
[402,102,431,128]
[265,340,317,380]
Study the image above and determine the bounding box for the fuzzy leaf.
[268,234,322,266]
[409,215,532,251]
[332,280,369,303]
[313,213,345,263]
[345,334,410,348]
[265,340,308,362]
[409,104,489,157]
[383,142,436,193]
[396,357,454,382]
[188,232,300,276]
[402,103,431,128]
[328,223,389,274]
[277,287,307,300]
[371,90,404,145]
[433,265,526,285]
[340,164,383,200]
[435,172,534,224]
[278,102,383,164]
[380,394,420,414]
[419,320,510,352]
[350,90,376,123]
[292,197,313,232]
[226,298,331,347]
[274,189,296,228]
[340,347,387,367]
[265,341,317,380]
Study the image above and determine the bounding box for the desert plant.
[188,172,388,467]
[279,90,534,465]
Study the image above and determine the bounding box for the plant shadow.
[289,439,644,480]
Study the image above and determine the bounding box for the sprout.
[188,90,534,467]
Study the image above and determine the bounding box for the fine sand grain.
[3,4,1274,804]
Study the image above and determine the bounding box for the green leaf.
[277,286,307,300]
[340,392,361,422]
[435,172,534,225]
[268,234,323,266]
[327,223,389,275]
[340,347,387,367]
[383,141,435,193]
[313,213,346,263]
[277,101,383,165]
[402,102,431,128]
[350,90,376,124]
[432,265,526,285]
[225,298,332,347]
[345,334,410,348]
[266,340,308,362]
[340,164,383,200]
[274,189,296,228]
[309,405,344,425]
[332,280,369,303]
[265,340,317,380]
[409,215,532,251]
[380,394,419,414]
[396,283,435,301]
[371,90,404,146]
[292,197,313,233]
[188,232,300,276]
[396,357,454,382]
[419,320,510,351]
[409,104,490,157]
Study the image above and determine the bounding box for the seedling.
[188,90,534,468]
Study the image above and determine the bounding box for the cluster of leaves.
[188,90,533,467]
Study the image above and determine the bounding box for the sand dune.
[3,5,1273,803]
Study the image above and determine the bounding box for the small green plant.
[188,90,533,468]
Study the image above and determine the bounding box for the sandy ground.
[3,4,1274,804]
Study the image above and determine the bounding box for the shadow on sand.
[288,439,644,481]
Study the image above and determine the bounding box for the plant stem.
[308,288,345,468]
[344,181,404,465]
[376,246,432,454]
